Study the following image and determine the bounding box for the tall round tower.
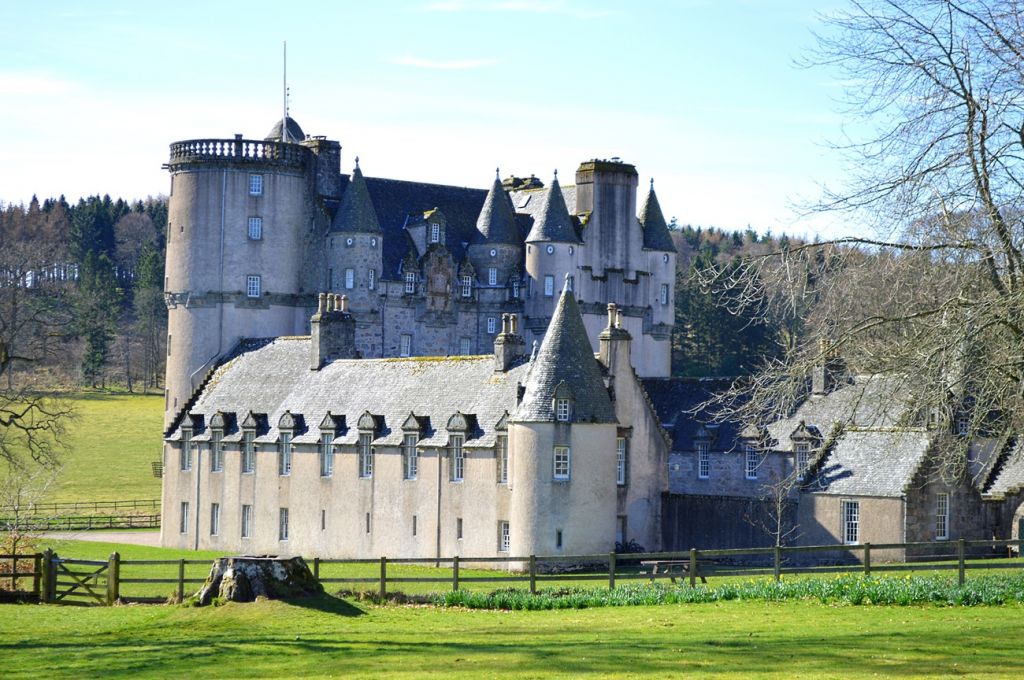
[163,118,321,425]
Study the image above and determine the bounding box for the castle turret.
[574,159,643,279]
[468,172,523,297]
[327,161,383,315]
[508,279,618,558]
[638,179,676,378]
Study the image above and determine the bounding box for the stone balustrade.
[168,138,310,169]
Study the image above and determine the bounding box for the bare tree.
[697,1,1024,467]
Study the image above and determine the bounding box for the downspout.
[435,445,443,566]
[193,445,202,550]
[218,171,226,356]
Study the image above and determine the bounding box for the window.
[745,445,759,480]
[556,530,563,549]
[179,501,189,534]
[616,437,627,486]
[553,446,571,481]
[320,434,334,477]
[544,275,555,297]
[210,503,220,536]
[242,431,255,474]
[241,504,253,539]
[498,521,510,552]
[496,435,508,484]
[413,515,418,536]
[460,274,473,298]
[956,417,969,436]
[459,337,472,355]
[566,275,574,292]
[936,492,950,540]
[278,433,292,476]
[246,275,261,298]
[400,334,412,357]
[345,268,355,289]
[321,509,327,532]
[555,398,571,422]
[457,517,463,540]
[511,280,520,299]
[842,500,860,545]
[795,442,810,475]
[488,267,497,286]
[430,222,440,243]
[279,508,289,541]
[366,512,371,534]
[697,442,710,479]
[404,271,416,294]
[358,433,373,478]
[211,432,223,472]
[660,283,669,305]
[451,435,465,482]
[368,268,376,290]
[328,268,335,289]
[487,317,497,334]
[248,216,263,240]
[180,431,192,471]
[403,434,419,480]
[249,174,263,196]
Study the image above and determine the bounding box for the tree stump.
[195,556,322,605]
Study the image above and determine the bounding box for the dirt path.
[41,530,161,546]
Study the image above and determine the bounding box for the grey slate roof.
[805,430,933,497]
[168,337,529,449]
[638,183,676,252]
[265,116,306,143]
[512,284,616,423]
[473,177,522,246]
[641,377,741,451]
[331,165,382,233]
[523,175,581,243]
[986,441,1024,496]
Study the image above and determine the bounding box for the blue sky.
[0,0,857,238]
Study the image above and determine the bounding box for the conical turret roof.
[473,175,521,245]
[332,164,382,233]
[512,279,616,423]
[639,181,676,252]
[265,116,306,143]
[525,174,579,243]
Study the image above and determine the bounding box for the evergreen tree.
[76,252,121,387]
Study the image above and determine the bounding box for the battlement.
[167,137,310,170]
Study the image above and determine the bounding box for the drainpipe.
[193,445,202,551]
[435,446,443,566]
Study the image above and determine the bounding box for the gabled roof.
[805,430,933,498]
[168,337,529,448]
[512,283,615,423]
[331,164,382,233]
[986,439,1024,496]
[524,174,580,243]
[638,182,676,252]
[473,176,522,246]
[640,377,741,451]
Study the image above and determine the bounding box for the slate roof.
[986,440,1024,496]
[331,165,382,233]
[472,177,522,246]
[522,174,581,243]
[265,116,306,143]
[512,283,616,423]
[805,430,933,498]
[640,377,741,451]
[168,338,529,449]
[638,183,677,252]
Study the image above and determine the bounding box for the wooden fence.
[0,499,160,515]
[2,538,1023,605]
[0,514,161,532]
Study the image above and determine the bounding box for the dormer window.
[956,417,969,436]
[556,399,571,422]
[795,442,810,474]
[404,271,416,294]
[278,431,292,476]
[511,280,520,299]
[461,275,473,298]
[552,381,574,422]
[180,428,193,471]
[430,222,440,243]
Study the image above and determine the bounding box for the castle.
[160,117,675,557]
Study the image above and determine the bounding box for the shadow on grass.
[280,593,366,617]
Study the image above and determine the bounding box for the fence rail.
[3,537,1023,605]
[0,514,160,531]
[0,499,160,515]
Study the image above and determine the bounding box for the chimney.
[598,302,632,372]
[811,337,844,395]
[310,293,358,370]
[494,313,527,372]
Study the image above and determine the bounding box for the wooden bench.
[640,559,708,584]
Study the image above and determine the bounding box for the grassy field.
[1,596,1023,678]
[35,392,164,503]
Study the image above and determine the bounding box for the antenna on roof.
[282,40,291,142]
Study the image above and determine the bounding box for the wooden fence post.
[689,548,697,588]
[106,552,120,605]
[863,543,871,576]
[957,538,966,586]
[313,557,320,581]
[379,556,387,600]
[453,556,460,592]
[773,545,782,582]
[529,555,537,594]
[41,549,56,603]
[177,559,185,602]
[33,553,42,600]
[608,552,616,590]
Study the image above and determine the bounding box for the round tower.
[637,179,677,378]
[467,172,523,299]
[164,118,318,425]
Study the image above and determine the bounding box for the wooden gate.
[46,555,118,605]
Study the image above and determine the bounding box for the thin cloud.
[391,55,498,70]
[424,1,611,19]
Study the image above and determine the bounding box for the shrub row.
[430,573,1024,610]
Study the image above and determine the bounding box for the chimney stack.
[598,302,632,372]
[811,337,845,395]
[310,292,358,370]
[494,313,527,372]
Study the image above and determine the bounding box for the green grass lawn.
[40,392,164,503]
[1,596,1022,678]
